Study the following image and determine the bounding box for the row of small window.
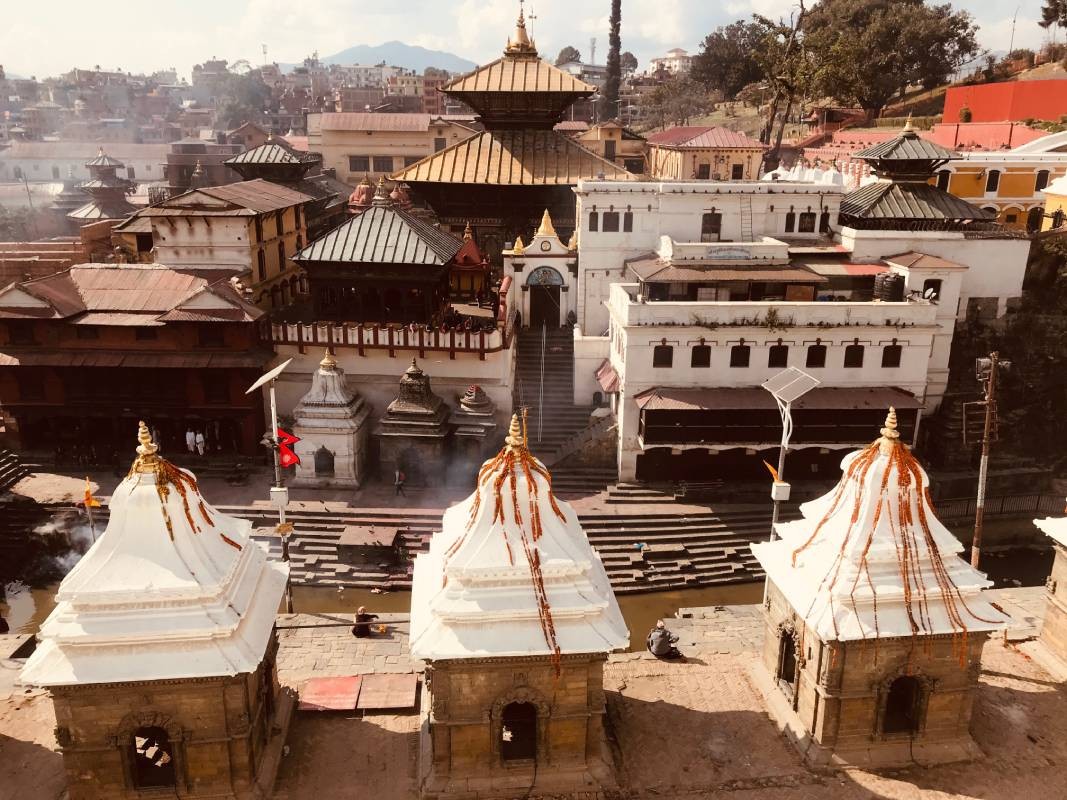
[936,168,1050,195]
[651,342,904,370]
[588,210,634,233]
[348,155,422,173]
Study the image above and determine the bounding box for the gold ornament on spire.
[133,420,161,472]
[902,113,915,134]
[878,406,901,454]
[567,229,578,250]
[504,1,537,56]
[320,348,337,370]
[512,235,525,255]
[536,208,557,238]
[505,413,526,450]
[463,221,473,241]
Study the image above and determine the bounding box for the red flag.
[276,428,301,467]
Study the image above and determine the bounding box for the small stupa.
[20,423,291,799]
[374,358,451,485]
[411,413,627,797]
[1034,504,1067,666]
[751,408,1010,768]
[291,349,372,487]
[449,384,498,460]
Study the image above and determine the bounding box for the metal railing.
[933,493,1064,522]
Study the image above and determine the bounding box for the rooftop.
[142,179,314,216]
[646,126,767,150]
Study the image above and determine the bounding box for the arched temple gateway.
[410,414,628,797]
[751,409,1011,768]
[20,423,291,799]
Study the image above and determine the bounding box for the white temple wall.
[573,328,609,406]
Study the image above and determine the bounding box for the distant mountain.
[316,42,477,74]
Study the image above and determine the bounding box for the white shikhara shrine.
[1035,506,1067,549]
[753,409,1010,644]
[410,414,628,662]
[21,423,288,687]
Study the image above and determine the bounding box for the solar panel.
[761,367,820,404]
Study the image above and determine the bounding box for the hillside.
[317,42,477,74]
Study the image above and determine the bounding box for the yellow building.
[306,112,476,184]
[933,135,1067,232]
[1040,174,1067,231]
[645,126,766,181]
[575,120,646,174]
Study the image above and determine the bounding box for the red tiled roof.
[646,126,765,149]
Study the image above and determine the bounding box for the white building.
[648,48,692,75]
[0,140,170,183]
[571,128,1031,483]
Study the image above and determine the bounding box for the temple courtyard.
[1,587,1063,800]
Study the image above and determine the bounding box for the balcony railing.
[270,318,511,360]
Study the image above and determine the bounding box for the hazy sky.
[0,0,1052,80]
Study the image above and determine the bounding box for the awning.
[595,360,620,393]
[633,386,922,412]
[0,349,271,369]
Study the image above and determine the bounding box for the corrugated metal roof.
[646,126,766,150]
[78,175,134,190]
[194,179,314,213]
[627,258,825,283]
[294,204,462,266]
[801,261,888,277]
[443,56,594,95]
[633,386,922,412]
[319,112,435,132]
[225,143,305,166]
[84,150,126,168]
[883,252,968,271]
[70,312,166,326]
[840,181,990,221]
[112,214,152,233]
[67,199,137,220]
[0,264,261,322]
[854,130,956,161]
[390,129,636,185]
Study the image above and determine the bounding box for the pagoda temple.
[1034,506,1067,667]
[292,178,464,324]
[68,149,137,223]
[224,137,349,238]
[390,7,636,261]
[20,423,291,799]
[50,167,88,233]
[410,414,628,796]
[751,409,1010,767]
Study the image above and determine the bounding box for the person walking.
[185,427,196,454]
[394,468,406,496]
[195,430,206,457]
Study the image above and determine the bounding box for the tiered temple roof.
[410,414,628,660]
[20,423,288,686]
[68,148,137,221]
[752,409,1010,642]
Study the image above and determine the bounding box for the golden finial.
[505,413,526,449]
[133,420,161,472]
[512,235,525,255]
[536,208,557,238]
[567,229,578,250]
[504,1,536,55]
[902,113,915,134]
[360,174,371,186]
[463,221,473,241]
[878,407,900,454]
[320,348,337,369]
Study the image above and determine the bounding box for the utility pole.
[971,352,1007,568]
[1009,6,1020,56]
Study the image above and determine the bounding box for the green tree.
[620,51,638,73]
[691,21,766,99]
[1041,0,1067,32]
[555,46,581,65]
[638,75,710,128]
[604,0,622,117]
[803,0,978,116]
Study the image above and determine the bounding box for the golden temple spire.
[505,412,526,450]
[463,221,473,240]
[535,208,557,238]
[133,420,161,472]
[878,407,900,454]
[504,1,537,56]
[372,176,391,206]
[512,235,525,255]
[902,113,915,134]
[320,348,337,370]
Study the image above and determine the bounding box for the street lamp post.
[761,367,820,542]
[246,358,294,613]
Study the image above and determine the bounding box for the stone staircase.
[514,326,597,463]
[0,449,30,493]
[50,502,792,594]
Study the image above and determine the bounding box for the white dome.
[410,416,628,662]
[752,410,1010,642]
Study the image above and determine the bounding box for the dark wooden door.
[529,286,561,327]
